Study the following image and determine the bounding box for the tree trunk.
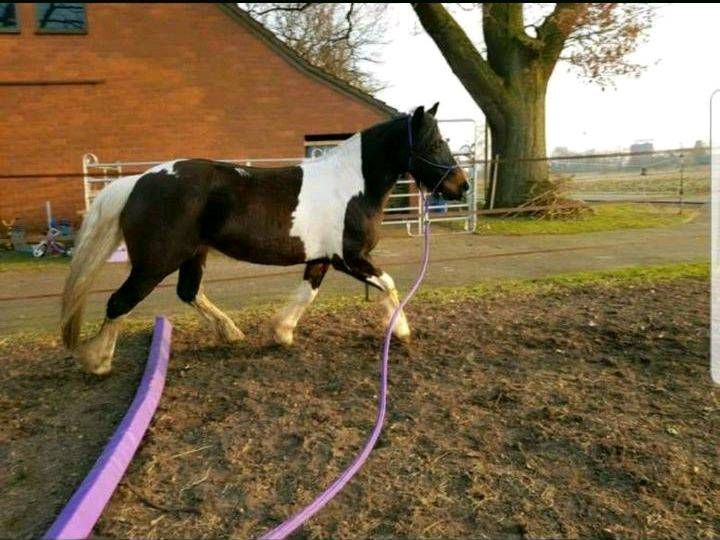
[488,77,549,208]
[411,3,586,208]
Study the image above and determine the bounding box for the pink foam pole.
[44,316,172,540]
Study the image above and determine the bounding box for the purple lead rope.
[260,192,434,540]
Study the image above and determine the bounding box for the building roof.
[217,4,398,118]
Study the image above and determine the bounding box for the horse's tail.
[60,176,139,349]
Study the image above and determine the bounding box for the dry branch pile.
[501,177,593,219]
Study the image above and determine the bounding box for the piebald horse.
[60,104,468,374]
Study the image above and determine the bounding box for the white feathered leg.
[369,272,411,341]
[191,292,244,343]
[272,281,319,346]
[75,316,125,375]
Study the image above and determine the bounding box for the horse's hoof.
[86,361,112,376]
[273,325,294,347]
[78,352,113,376]
[76,342,113,376]
[220,326,245,343]
[274,334,294,347]
[392,318,411,344]
[212,318,244,343]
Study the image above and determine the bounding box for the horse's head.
[407,103,469,200]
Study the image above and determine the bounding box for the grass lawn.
[474,202,697,236]
[0,251,71,272]
[568,163,709,195]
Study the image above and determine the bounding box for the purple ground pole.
[44,316,172,540]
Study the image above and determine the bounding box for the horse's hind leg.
[272,261,329,346]
[76,268,166,375]
[177,250,244,343]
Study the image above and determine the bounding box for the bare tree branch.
[560,3,655,87]
[535,3,588,76]
[246,3,312,17]
[329,3,355,44]
[412,3,508,127]
[242,3,387,93]
[428,3,654,87]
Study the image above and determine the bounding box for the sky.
[372,4,720,153]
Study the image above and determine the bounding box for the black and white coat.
[60,104,468,375]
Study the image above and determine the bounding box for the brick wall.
[0,3,389,231]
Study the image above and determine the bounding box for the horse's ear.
[411,106,425,136]
[428,102,439,117]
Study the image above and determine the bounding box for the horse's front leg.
[272,261,329,346]
[334,256,411,342]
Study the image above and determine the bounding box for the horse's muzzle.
[442,169,470,200]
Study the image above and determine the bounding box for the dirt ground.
[0,277,717,539]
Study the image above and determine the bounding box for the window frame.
[304,133,353,159]
[0,3,21,34]
[35,2,87,35]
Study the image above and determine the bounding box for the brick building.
[0,3,395,231]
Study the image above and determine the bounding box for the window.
[304,133,352,159]
[36,3,86,33]
[0,3,19,33]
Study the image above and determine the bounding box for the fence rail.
[470,146,710,209]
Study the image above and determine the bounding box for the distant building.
[691,140,710,165]
[0,3,396,230]
[628,141,655,168]
[629,141,654,154]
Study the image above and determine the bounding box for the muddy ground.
[0,277,717,539]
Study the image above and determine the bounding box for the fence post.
[484,124,490,202]
[417,185,423,235]
[81,153,99,212]
[679,152,685,214]
[489,155,500,210]
[466,161,476,232]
